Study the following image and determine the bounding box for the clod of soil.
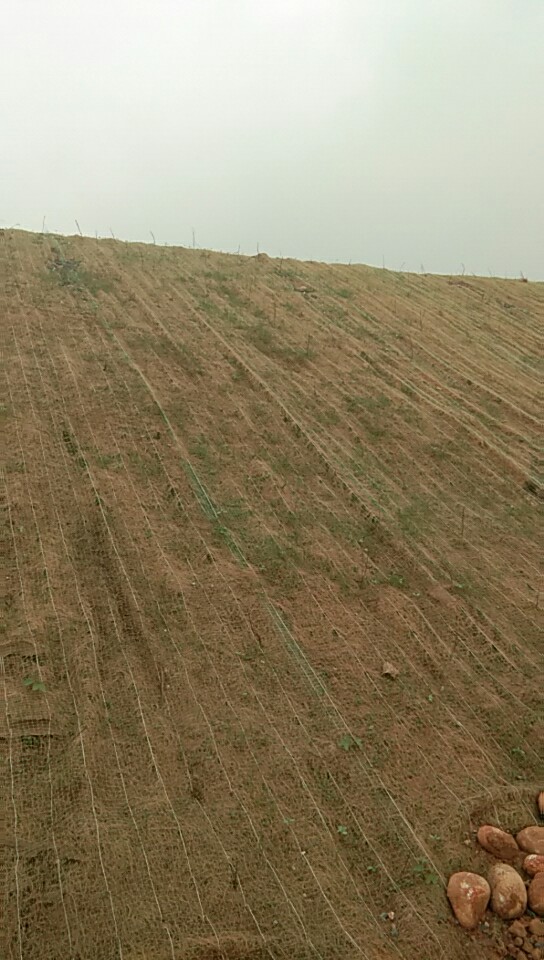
[524,854,544,877]
[538,791,544,818]
[446,871,490,929]
[488,863,527,919]
[507,919,526,938]
[528,918,544,936]
[517,827,544,856]
[381,660,399,679]
[477,824,520,861]
[528,873,544,915]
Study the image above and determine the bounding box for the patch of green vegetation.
[247,320,275,352]
[427,441,451,461]
[188,436,216,473]
[282,343,316,365]
[397,496,430,537]
[326,304,348,323]
[399,401,422,427]
[344,395,363,413]
[203,269,229,282]
[344,393,392,439]
[96,453,122,470]
[23,677,46,693]
[274,264,298,280]
[310,548,358,590]
[210,519,247,565]
[481,398,504,420]
[411,859,440,886]
[273,420,295,444]
[338,733,363,751]
[21,735,42,748]
[387,571,407,589]
[365,422,388,441]
[251,534,301,586]
[6,460,26,474]
[281,297,299,315]
[314,406,340,426]
[176,340,204,377]
[220,498,252,525]
[217,282,248,311]
[127,450,162,478]
[358,308,379,326]
[449,574,477,596]
[135,330,203,377]
[519,352,541,370]
[79,269,115,296]
[47,256,114,296]
[345,393,391,414]
[268,452,297,476]
[325,513,377,547]
[62,428,87,470]
[194,294,221,317]
[226,356,247,381]
[367,475,386,495]
[180,461,247,565]
[222,307,245,328]
[246,321,313,365]
[335,288,354,300]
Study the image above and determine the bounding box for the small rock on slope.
[447,871,490,929]
[381,661,399,679]
[524,854,544,877]
[488,863,527,919]
[528,873,544,915]
[477,824,520,861]
[517,827,544,856]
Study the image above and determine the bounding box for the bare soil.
[1,229,542,959]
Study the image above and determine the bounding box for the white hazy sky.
[2,0,543,277]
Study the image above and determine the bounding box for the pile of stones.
[447,792,544,958]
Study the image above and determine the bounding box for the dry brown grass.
[1,229,542,960]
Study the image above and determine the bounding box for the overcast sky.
[2,0,543,277]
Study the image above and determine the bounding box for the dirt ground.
[1,229,542,960]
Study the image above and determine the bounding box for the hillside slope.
[2,229,542,960]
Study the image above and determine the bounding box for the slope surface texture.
[2,229,543,960]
